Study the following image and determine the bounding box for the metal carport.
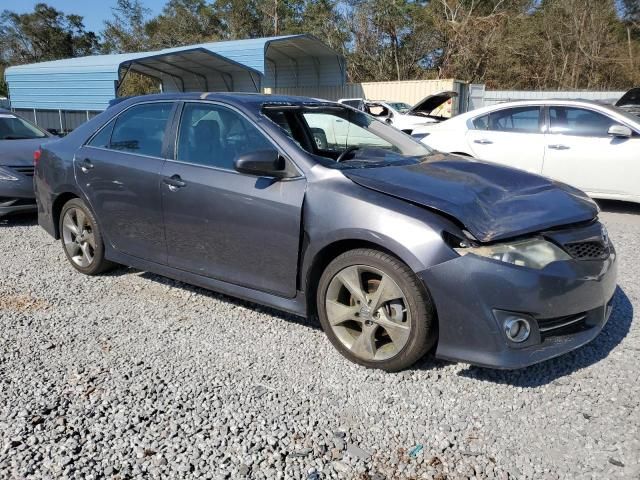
[3,35,345,131]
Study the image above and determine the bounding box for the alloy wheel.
[62,207,96,268]
[325,265,411,361]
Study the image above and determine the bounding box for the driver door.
[160,102,306,297]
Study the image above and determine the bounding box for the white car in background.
[338,91,457,134]
[412,99,640,203]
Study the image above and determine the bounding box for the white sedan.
[412,99,640,203]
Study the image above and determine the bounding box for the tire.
[59,198,114,275]
[317,248,436,371]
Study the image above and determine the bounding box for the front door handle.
[548,144,570,150]
[163,174,187,191]
[80,158,94,173]
[474,139,493,145]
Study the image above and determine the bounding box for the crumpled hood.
[0,138,54,166]
[343,156,598,242]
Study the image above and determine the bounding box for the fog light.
[503,317,531,343]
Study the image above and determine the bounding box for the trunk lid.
[0,138,55,166]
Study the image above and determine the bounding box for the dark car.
[0,109,54,217]
[35,93,617,371]
[616,87,640,116]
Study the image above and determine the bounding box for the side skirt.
[106,249,308,318]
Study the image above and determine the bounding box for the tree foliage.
[1,0,639,96]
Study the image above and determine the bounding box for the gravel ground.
[0,201,639,480]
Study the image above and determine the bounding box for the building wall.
[266,79,467,115]
[14,108,100,134]
[6,71,119,111]
[479,90,626,109]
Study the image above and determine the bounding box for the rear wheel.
[59,198,113,275]
[317,248,436,371]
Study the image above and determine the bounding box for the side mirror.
[234,149,287,178]
[608,124,632,138]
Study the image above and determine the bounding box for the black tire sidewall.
[316,248,436,372]
[59,198,111,275]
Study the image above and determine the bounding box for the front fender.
[301,175,460,281]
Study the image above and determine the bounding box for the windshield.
[262,104,431,169]
[388,102,412,114]
[599,103,640,125]
[0,114,47,140]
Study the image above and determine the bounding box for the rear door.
[466,105,545,173]
[160,101,306,297]
[76,101,176,263]
[542,105,640,197]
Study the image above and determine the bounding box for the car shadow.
[455,286,633,387]
[596,199,640,215]
[135,271,322,331]
[0,212,38,227]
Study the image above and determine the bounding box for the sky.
[1,0,167,33]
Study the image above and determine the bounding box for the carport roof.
[5,45,261,78]
[5,34,341,79]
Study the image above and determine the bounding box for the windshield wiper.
[2,136,34,140]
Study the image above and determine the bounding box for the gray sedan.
[0,109,53,216]
[34,93,617,371]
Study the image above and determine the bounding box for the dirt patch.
[0,293,50,312]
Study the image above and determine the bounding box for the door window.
[88,118,115,148]
[108,102,173,157]
[177,103,272,170]
[473,106,542,133]
[548,107,621,136]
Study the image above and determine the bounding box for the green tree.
[0,3,99,64]
[102,0,150,53]
[145,0,225,48]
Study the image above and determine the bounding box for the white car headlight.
[0,166,19,181]
[455,237,570,269]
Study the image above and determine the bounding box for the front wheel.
[317,248,436,371]
[59,198,114,275]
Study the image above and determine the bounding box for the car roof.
[458,98,619,118]
[112,92,339,112]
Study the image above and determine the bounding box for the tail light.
[33,149,41,166]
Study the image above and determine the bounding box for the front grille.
[10,166,35,177]
[563,240,608,260]
[538,312,589,339]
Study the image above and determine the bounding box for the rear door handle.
[163,174,187,191]
[474,139,493,145]
[80,158,94,173]
[548,144,570,150]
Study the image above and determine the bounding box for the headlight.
[454,237,570,269]
[0,166,19,181]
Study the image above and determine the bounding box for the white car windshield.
[263,104,431,168]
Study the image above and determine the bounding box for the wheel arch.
[303,237,429,320]
[51,191,81,238]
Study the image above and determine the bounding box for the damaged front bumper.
[419,243,618,369]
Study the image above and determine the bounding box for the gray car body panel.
[35,92,617,369]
